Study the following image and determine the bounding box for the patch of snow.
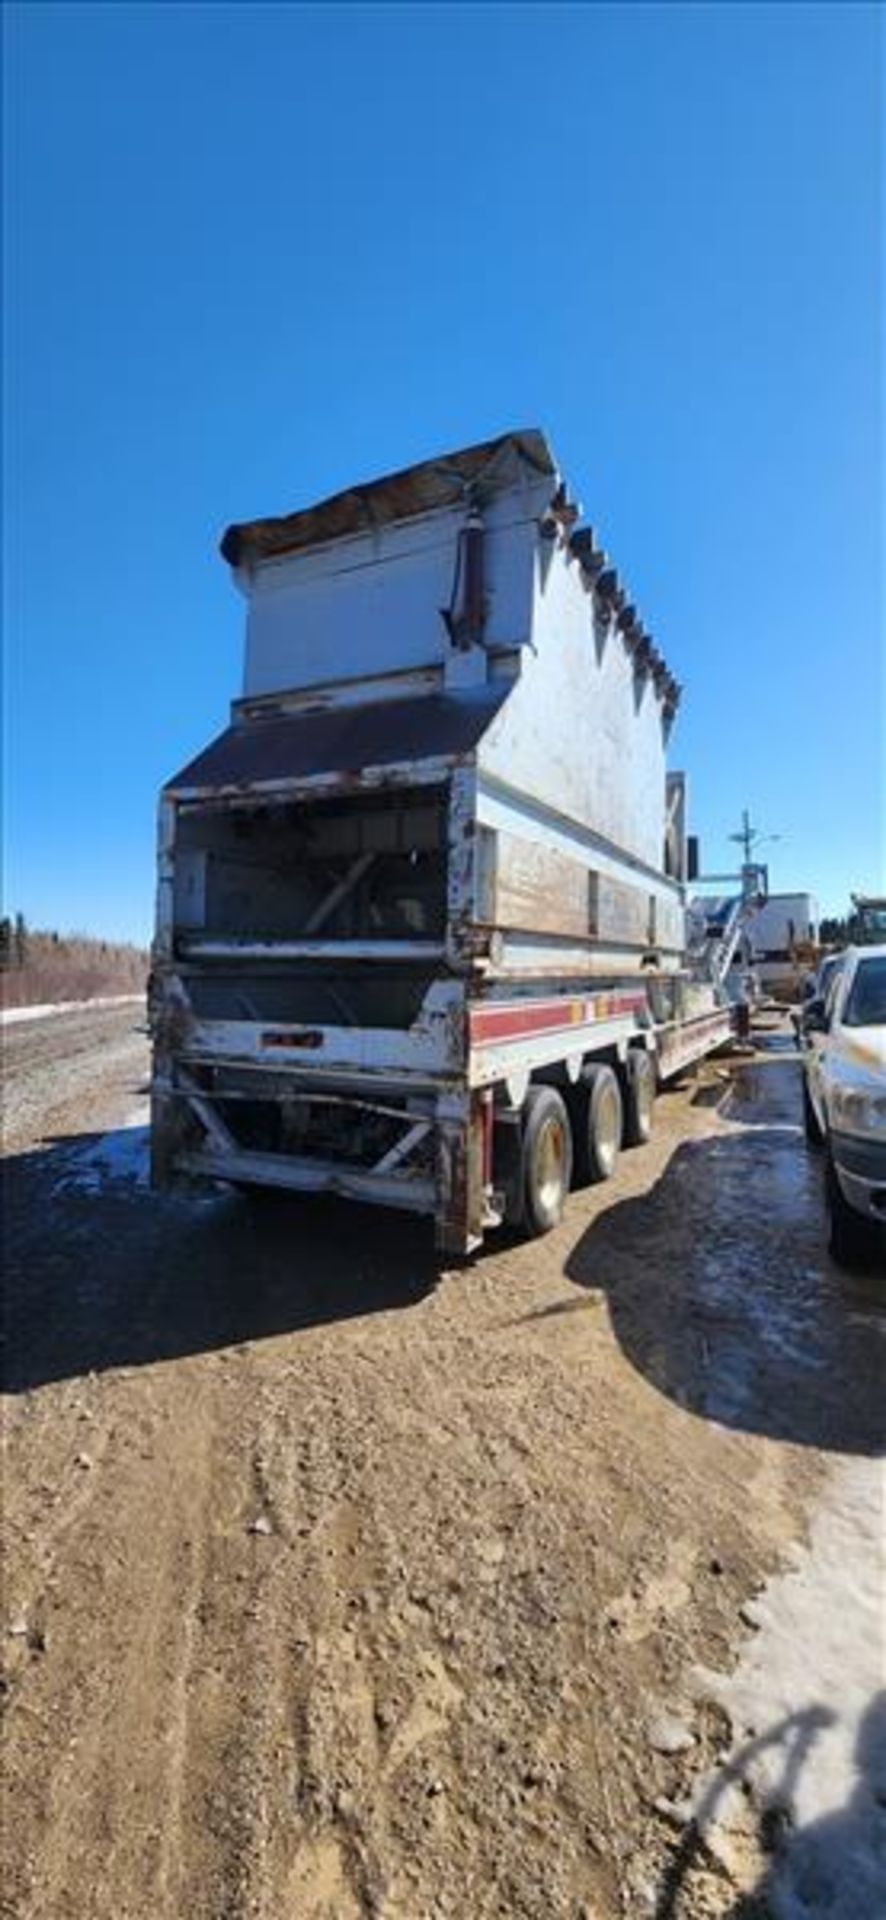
[56,1108,150,1192]
[691,1456,886,1916]
[52,1106,224,1209]
[1,994,143,1027]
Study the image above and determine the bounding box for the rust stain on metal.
[436,1120,471,1255]
[260,1029,324,1050]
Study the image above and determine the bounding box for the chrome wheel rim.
[536,1116,567,1212]
[596,1084,621,1172]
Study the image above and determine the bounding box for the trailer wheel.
[622,1049,656,1148]
[580,1064,623,1183]
[521,1086,573,1236]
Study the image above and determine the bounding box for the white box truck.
[150,430,734,1253]
[747,892,819,996]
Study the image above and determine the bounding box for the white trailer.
[150,430,734,1253]
[743,892,818,993]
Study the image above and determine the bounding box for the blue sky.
[4,1,882,941]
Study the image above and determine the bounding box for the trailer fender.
[505,1068,530,1107]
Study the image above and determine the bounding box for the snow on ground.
[54,1104,220,1206]
[1,995,143,1028]
[55,1107,151,1192]
[691,1455,886,1916]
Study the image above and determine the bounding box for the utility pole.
[727,809,780,901]
[728,808,776,867]
[730,808,754,865]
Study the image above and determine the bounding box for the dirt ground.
[2,1007,883,1920]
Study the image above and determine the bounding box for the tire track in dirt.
[4,1369,220,1919]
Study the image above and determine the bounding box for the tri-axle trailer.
[150,430,734,1253]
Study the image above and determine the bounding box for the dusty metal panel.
[177,977,465,1078]
[492,833,590,939]
[475,777,686,964]
[587,871,658,947]
[242,508,536,700]
[150,973,466,1094]
[475,776,683,900]
[656,1009,733,1078]
[163,692,506,797]
[478,520,678,872]
[484,937,684,980]
[220,429,555,568]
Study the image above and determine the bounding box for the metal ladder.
[689,864,768,989]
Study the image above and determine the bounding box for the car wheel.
[826,1155,874,1269]
[521,1086,573,1237]
[802,1076,823,1147]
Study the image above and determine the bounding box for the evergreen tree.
[14,912,28,969]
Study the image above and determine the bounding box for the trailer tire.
[579,1064,623,1184]
[622,1048,656,1148]
[521,1086,573,1236]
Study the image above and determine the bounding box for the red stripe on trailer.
[470,991,647,1046]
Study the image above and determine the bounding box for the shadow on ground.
[2,1127,438,1394]
[558,1128,885,1456]
[555,1057,886,1457]
[5,1056,884,1453]
[654,1691,886,1920]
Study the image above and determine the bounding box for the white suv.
[803,945,886,1267]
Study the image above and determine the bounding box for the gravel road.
[1,1003,148,1153]
[2,1008,883,1920]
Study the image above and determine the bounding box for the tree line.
[0,914,149,1010]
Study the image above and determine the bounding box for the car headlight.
[830,1085,886,1136]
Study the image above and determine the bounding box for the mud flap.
[493,1107,524,1227]
[435,1092,488,1256]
